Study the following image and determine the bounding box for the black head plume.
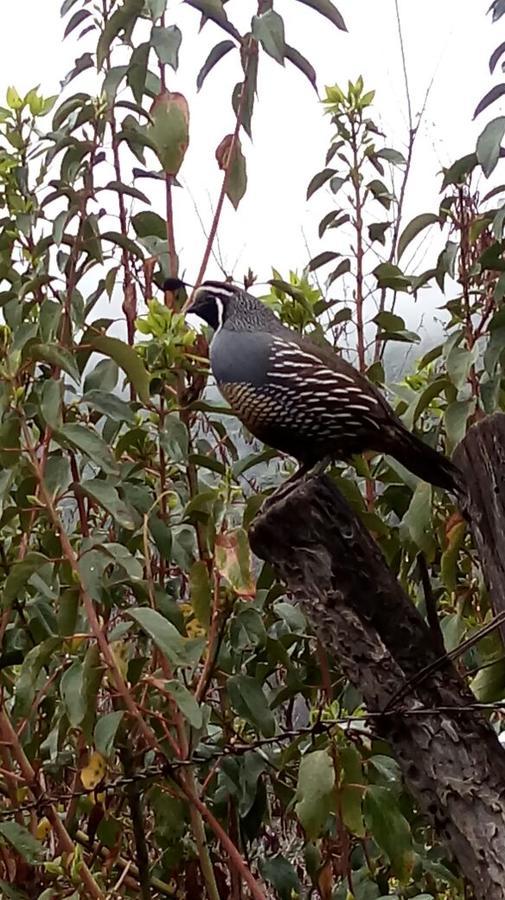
[162,277,191,292]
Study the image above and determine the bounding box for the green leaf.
[367,178,394,209]
[471,650,505,703]
[102,65,128,101]
[79,479,137,530]
[369,221,390,245]
[364,785,414,880]
[14,638,60,717]
[94,711,124,757]
[308,250,340,272]
[397,213,439,261]
[295,749,335,839]
[252,10,285,65]
[227,140,247,209]
[55,424,118,475]
[307,168,337,200]
[149,91,190,176]
[0,822,41,865]
[215,135,247,209]
[145,0,166,17]
[227,674,275,736]
[26,342,80,384]
[412,377,448,423]
[327,258,351,284]
[441,153,477,190]
[97,0,144,69]
[474,83,505,119]
[3,552,50,608]
[40,379,63,429]
[0,416,20,469]
[151,25,182,70]
[340,744,365,836]
[127,41,150,104]
[132,210,167,239]
[101,230,144,258]
[284,45,317,90]
[165,679,203,727]
[403,482,435,556]
[149,514,172,561]
[441,520,466,593]
[6,86,23,110]
[330,174,346,194]
[477,116,505,177]
[82,390,136,424]
[196,40,235,90]
[444,399,474,453]
[369,754,402,788]
[159,415,188,462]
[83,359,119,394]
[377,147,406,165]
[88,335,150,403]
[373,262,411,292]
[374,311,406,332]
[60,660,87,727]
[259,855,301,900]
[128,607,203,667]
[81,643,104,739]
[295,0,347,30]
[184,0,240,41]
[190,560,211,627]
[215,528,255,596]
[102,180,149,203]
[446,344,474,389]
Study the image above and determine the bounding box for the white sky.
[0,1,498,335]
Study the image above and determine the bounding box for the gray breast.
[210,328,274,387]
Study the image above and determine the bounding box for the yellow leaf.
[80,751,106,791]
[36,816,52,840]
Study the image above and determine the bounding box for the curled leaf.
[215,528,255,596]
[215,134,247,209]
[149,90,190,176]
[197,40,235,90]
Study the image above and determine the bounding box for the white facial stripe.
[215,297,225,331]
[200,282,239,297]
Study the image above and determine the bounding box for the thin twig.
[192,38,254,293]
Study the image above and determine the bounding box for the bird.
[184,279,465,497]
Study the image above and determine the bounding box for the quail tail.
[386,425,466,498]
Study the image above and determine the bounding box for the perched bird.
[186,280,464,496]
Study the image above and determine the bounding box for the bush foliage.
[1,1,505,898]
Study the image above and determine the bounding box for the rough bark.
[249,474,505,900]
[455,412,505,641]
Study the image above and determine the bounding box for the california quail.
[186,280,464,496]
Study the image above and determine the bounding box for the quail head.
[186,280,464,496]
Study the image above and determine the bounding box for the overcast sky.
[0,1,498,335]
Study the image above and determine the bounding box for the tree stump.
[249,473,505,900]
[456,411,505,641]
